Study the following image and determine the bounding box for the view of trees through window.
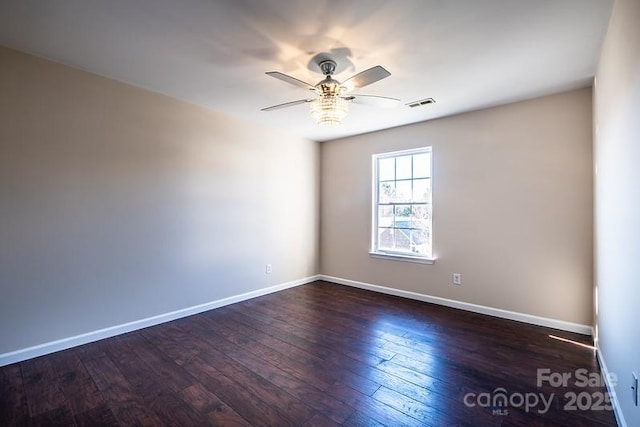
[373,148,432,258]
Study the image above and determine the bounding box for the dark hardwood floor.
[0,281,616,426]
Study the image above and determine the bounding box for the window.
[371,147,433,262]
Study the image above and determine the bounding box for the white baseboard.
[596,344,627,427]
[319,274,593,335]
[0,275,319,367]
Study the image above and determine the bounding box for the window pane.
[378,206,394,227]
[412,178,430,202]
[378,227,394,251]
[396,156,412,180]
[411,229,430,255]
[395,180,412,203]
[379,182,395,204]
[411,205,429,229]
[394,229,411,251]
[379,158,395,181]
[413,153,431,178]
[395,205,411,228]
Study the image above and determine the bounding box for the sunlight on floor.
[548,334,595,350]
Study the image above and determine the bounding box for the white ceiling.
[0,0,612,142]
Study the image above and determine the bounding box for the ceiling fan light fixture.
[310,95,348,126]
[264,60,397,126]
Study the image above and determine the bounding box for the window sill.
[369,252,436,265]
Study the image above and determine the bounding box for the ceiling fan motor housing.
[319,60,337,76]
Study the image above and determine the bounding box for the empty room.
[1,0,638,426]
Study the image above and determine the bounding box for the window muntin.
[372,147,432,259]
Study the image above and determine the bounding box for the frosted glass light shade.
[310,95,348,126]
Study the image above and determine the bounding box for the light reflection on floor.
[548,334,596,350]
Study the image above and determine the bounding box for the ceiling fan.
[261,60,400,126]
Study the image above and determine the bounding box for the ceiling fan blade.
[345,94,401,108]
[342,66,391,91]
[261,99,313,111]
[265,72,315,90]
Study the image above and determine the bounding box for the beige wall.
[0,46,319,354]
[321,88,594,325]
[594,0,640,424]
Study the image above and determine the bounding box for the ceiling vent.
[406,98,435,108]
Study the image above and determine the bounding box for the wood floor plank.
[0,364,30,426]
[83,354,165,426]
[145,389,208,426]
[342,410,388,427]
[0,281,617,426]
[29,405,76,426]
[49,348,103,416]
[74,403,120,427]
[303,412,342,426]
[151,322,298,427]
[102,336,170,399]
[225,304,398,370]
[238,299,400,363]
[372,385,480,426]
[121,333,195,392]
[174,319,319,424]
[201,314,337,391]
[201,327,356,423]
[20,356,66,416]
[177,383,251,427]
[325,382,425,427]
[208,311,381,395]
[140,320,201,367]
[220,300,473,409]
[183,354,296,427]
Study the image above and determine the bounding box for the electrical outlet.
[633,372,639,406]
[453,273,462,285]
[265,264,272,274]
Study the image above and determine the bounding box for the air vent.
[406,98,436,108]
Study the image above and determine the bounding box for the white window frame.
[370,147,435,264]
